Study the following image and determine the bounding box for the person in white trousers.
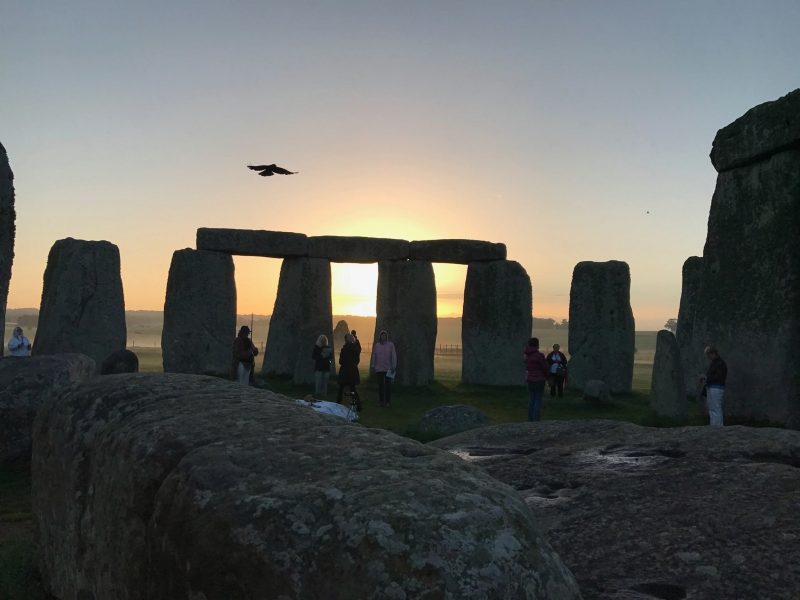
[700,346,727,427]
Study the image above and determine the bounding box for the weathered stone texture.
[693,149,800,427]
[676,256,704,395]
[33,238,126,371]
[32,374,581,600]
[100,349,140,374]
[567,261,635,393]
[161,249,235,376]
[462,260,532,386]
[308,235,410,262]
[710,88,800,172]
[410,239,507,263]
[262,257,332,385]
[196,228,308,258]
[0,142,15,353]
[0,353,94,465]
[433,420,800,600]
[374,260,436,386]
[650,330,687,422]
[419,404,490,438]
[582,379,611,402]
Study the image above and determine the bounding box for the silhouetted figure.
[247,164,297,177]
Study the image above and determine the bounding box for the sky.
[2,0,799,329]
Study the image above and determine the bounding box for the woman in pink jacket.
[523,337,549,421]
[371,330,397,407]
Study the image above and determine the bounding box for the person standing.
[7,326,31,357]
[337,333,361,406]
[700,345,727,427]
[371,329,397,407]
[231,326,259,385]
[312,334,334,399]
[523,337,549,421]
[545,343,568,397]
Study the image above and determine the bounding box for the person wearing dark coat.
[231,326,259,385]
[523,337,549,421]
[545,343,568,397]
[337,333,361,407]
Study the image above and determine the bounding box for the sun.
[331,263,379,316]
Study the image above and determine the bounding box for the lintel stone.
[410,239,506,263]
[196,228,308,258]
[308,236,409,263]
[710,88,800,172]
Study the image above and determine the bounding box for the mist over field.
[4,307,658,360]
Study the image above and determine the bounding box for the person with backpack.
[231,326,259,385]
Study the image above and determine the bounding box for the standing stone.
[694,150,800,427]
[162,249,235,376]
[0,142,15,353]
[462,260,532,386]
[1,353,95,465]
[33,239,126,371]
[568,261,635,393]
[332,319,349,354]
[676,256,704,395]
[374,260,436,386]
[650,330,688,422]
[262,258,332,385]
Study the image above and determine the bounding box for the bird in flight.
[247,164,298,176]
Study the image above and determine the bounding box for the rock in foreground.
[432,420,800,600]
[0,353,95,465]
[32,374,581,600]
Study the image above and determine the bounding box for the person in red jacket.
[523,337,549,421]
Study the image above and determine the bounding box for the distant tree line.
[533,317,568,330]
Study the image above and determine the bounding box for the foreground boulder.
[32,374,581,599]
[433,420,800,600]
[0,353,94,465]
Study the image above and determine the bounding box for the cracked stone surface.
[31,374,581,599]
[432,420,800,600]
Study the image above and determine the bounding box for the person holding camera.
[546,343,568,397]
[7,326,32,357]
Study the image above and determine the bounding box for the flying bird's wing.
[247,163,296,176]
[270,165,297,175]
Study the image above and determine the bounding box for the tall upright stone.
[676,256,704,395]
[162,249,235,376]
[650,330,687,422]
[568,261,635,393]
[262,258,332,385]
[33,239,126,371]
[694,89,800,427]
[374,261,437,386]
[462,260,532,386]
[0,142,15,353]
